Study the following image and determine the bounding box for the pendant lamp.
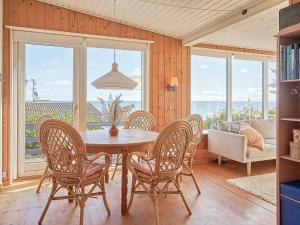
[91,0,138,90]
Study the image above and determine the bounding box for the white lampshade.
[91,62,138,90]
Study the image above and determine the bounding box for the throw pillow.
[228,122,241,133]
[217,121,229,132]
[251,119,276,139]
[240,125,264,150]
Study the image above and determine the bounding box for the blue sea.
[90,101,276,119]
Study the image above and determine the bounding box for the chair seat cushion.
[131,160,155,179]
[55,161,105,185]
[83,161,105,177]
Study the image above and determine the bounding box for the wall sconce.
[167,77,178,91]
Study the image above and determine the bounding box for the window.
[24,44,73,161]
[268,61,276,118]
[191,55,227,129]
[191,49,276,128]
[232,59,263,121]
[86,47,143,130]
[13,30,149,176]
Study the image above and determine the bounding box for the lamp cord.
[113,0,116,63]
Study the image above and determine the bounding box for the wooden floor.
[0,160,276,225]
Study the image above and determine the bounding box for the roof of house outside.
[25,102,102,123]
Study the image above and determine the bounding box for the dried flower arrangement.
[98,94,133,136]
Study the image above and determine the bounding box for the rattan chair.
[127,119,193,225]
[110,110,156,180]
[35,115,52,193]
[182,114,204,194]
[38,119,111,225]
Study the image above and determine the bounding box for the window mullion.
[263,61,269,119]
[227,56,233,121]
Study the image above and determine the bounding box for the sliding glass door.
[17,43,77,176]
[13,31,149,178]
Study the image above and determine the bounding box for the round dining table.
[80,129,158,216]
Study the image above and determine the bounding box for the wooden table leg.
[121,147,128,216]
[105,154,110,183]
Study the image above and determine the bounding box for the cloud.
[47,80,72,86]
[200,64,208,69]
[241,68,250,73]
[39,70,57,74]
[43,60,58,66]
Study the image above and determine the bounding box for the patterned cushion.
[83,161,105,177]
[55,161,105,185]
[131,160,155,179]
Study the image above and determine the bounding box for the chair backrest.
[35,115,52,143]
[39,119,86,178]
[185,114,204,145]
[152,120,192,176]
[124,110,156,131]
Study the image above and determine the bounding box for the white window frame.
[190,47,276,123]
[8,28,150,178]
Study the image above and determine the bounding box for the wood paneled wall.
[289,0,300,4]
[2,0,190,183]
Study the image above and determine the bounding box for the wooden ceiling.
[198,1,288,51]
[40,0,288,50]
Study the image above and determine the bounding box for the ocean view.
[90,100,276,119]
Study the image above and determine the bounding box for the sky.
[25,44,142,102]
[191,55,276,102]
[25,44,276,104]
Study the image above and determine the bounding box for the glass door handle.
[73,105,79,113]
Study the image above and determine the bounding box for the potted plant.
[98,94,133,136]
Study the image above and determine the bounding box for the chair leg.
[100,179,111,215]
[153,187,160,225]
[218,156,222,165]
[173,181,192,215]
[247,162,252,176]
[38,180,57,225]
[79,186,85,225]
[36,165,49,193]
[185,164,201,194]
[111,154,121,181]
[128,176,136,211]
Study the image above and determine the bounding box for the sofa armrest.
[208,129,248,163]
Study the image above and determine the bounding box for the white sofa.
[208,119,276,176]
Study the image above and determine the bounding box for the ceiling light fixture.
[91,0,138,90]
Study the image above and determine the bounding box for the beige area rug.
[227,173,276,205]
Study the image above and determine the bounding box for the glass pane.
[191,55,227,129]
[232,59,263,121]
[86,47,143,130]
[25,44,73,161]
[268,61,276,118]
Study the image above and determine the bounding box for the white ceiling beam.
[182,0,287,46]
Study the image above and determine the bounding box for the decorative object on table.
[293,129,300,144]
[98,94,133,136]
